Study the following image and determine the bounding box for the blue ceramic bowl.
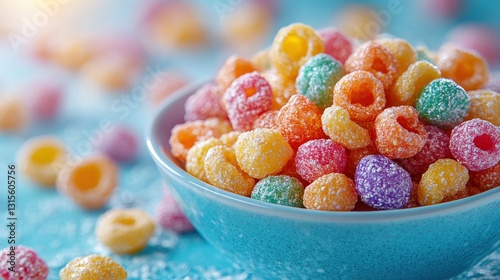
[147,82,500,280]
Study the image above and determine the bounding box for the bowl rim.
[146,80,500,223]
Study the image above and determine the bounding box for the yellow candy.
[60,254,127,280]
[388,61,441,106]
[219,131,242,147]
[186,138,223,183]
[17,136,67,187]
[204,145,255,196]
[322,105,371,150]
[234,128,294,179]
[465,89,500,126]
[377,38,417,76]
[270,23,324,79]
[96,208,156,254]
[418,159,469,206]
[303,173,358,211]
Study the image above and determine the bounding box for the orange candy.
[60,255,127,280]
[437,45,489,91]
[469,161,500,192]
[345,41,399,91]
[303,173,358,211]
[377,38,417,76]
[374,106,427,159]
[253,110,279,130]
[332,70,386,122]
[0,95,26,132]
[216,56,257,93]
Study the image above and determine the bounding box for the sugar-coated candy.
[0,95,26,132]
[279,154,307,184]
[296,53,344,110]
[26,81,62,122]
[216,56,257,93]
[169,118,232,163]
[262,69,296,110]
[0,246,48,280]
[405,181,420,208]
[96,208,156,254]
[98,125,139,163]
[388,61,441,107]
[219,131,241,147]
[377,38,417,76]
[148,72,187,106]
[374,106,427,159]
[469,162,500,191]
[270,23,324,79]
[446,24,499,66]
[415,78,470,129]
[465,89,500,126]
[344,141,378,179]
[303,173,358,211]
[397,125,452,176]
[18,136,67,187]
[56,154,118,210]
[449,118,500,172]
[251,175,304,207]
[184,82,227,121]
[156,186,194,233]
[332,70,386,122]
[234,128,293,179]
[276,94,325,150]
[416,46,437,65]
[355,155,412,209]
[295,139,347,183]
[253,110,278,130]
[318,28,353,65]
[322,105,371,150]
[345,41,399,91]
[60,254,127,280]
[82,53,142,91]
[186,138,223,183]
[223,72,273,131]
[437,45,489,91]
[417,159,469,206]
[204,146,255,196]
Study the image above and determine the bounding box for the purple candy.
[355,155,412,210]
[98,125,139,163]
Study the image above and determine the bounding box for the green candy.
[296,53,344,110]
[251,175,304,207]
[415,78,470,129]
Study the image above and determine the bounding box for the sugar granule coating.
[469,161,500,191]
[0,246,48,280]
[251,175,304,207]
[17,136,67,187]
[295,139,347,183]
[417,159,469,206]
[376,38,417,76]
[449,118,500,172]
[276,94,325,150]
[216,55,257,93]
[234,128,293,179]
[56,154,118,210]
[253,110,279,130]
[345,141,378,179]
[344,41,399,91]
[374,106,427,159]
[59,254,127,280]
[223,71,273,131]
[437,45,489,91]
[219,131,241,147]
[184,82,228,121]
[262,69,297,110]
[332,70,386,122]
[97,125,139,163]
[296,53,344,110]
[303,173,358,211]
[156,187,194,233]
[186,138,223,183]
[96,208,156,254]
[169,117,233,163]
[388,61,441,107]
[204,145,255,196]
[322,105,371,150]
[398,125,452,176]
[355,155,412,210]
[415,78,470,129]
[318,28,353,64]
[465,89,500,126]
[270,23,324,79]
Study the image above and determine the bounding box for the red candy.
[295,139,347,183]
[317,28,353,65]
[224,72,273,131]
[469,162,500,191]
[0,246,49,280]
[184,82,227,121]
[449,118,500,172]
[398,125,452,176]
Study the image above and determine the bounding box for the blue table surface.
[0,0,499,279]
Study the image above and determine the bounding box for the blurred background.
[0,0,499,279]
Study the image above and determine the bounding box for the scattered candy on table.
[0,246,49,280]
[59,254,127,280]
[156,187,194,233]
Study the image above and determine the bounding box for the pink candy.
[0,246,48,280]
[318,28,353,65]
[156,187,194,233]
[184,82,227,121]
[295,139,347,183]
[27,81,63,122]
[98,125,139,163]
[449,118,500,172]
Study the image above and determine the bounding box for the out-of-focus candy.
[148,72,188,106]
[156,186,194,233]
[446,24,499,65]
[0,95,27,132]
[184,82,228,121]
[0,246,48,280]
[26,81,63,122]
[216,56,257,93]
[377,38,417,76]
[317,28,353,65]
[336,5,380,40]
[97,125,139,163]
[465,89,500,126]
